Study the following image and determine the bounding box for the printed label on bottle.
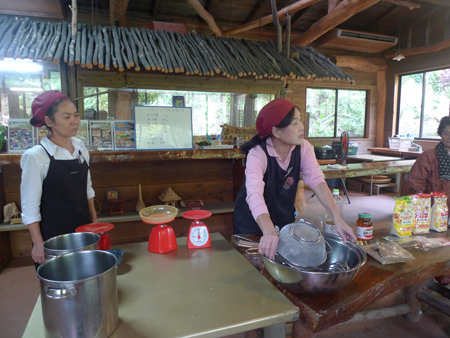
[356,226,373,240]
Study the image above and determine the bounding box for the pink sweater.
[245,137,325,221]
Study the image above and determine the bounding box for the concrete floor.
[2,189,450,337]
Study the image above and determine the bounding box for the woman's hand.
[31,240,45,264]
[258,232,279,261]
[334,218,356,243]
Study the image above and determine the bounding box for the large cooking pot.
[37,250,118,338]
[262,233,366,294]
[277,220,327,268]
[43,232,100,260]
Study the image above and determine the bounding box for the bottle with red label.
[356,213,373,240]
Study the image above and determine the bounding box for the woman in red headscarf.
[20,90,98,266]
[233,98,356,260]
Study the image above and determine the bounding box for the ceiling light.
[393,54,405,61]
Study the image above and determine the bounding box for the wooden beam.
[382,0,420,10]
[419,0,450,6]
[222,0,322,36]
[384,37,450,58]
[292,0,381,46]
[271,0,282,52]
[328,0,341,12]
[110,0,129,26]
[244,0,267,23]
[187,0,222,37]
[331,55,387,72]
[376,70,387,147]
[0,0,63,19]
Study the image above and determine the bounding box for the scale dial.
[188,224,211,249]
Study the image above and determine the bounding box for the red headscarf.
[30,90,70,127]
[255,98,295,139]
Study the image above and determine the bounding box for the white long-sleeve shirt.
[20,136,95,225]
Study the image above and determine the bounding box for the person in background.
[20,90,98,267]
[233,98,356,260]
[407,116,450,284]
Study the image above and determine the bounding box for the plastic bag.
[362,242,415,264]
[391,196,413,237]
[430,192,448,232]
[410,193,431,234]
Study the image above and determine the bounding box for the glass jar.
[356,213,373,240]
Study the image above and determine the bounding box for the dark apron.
[39,145,91,241]
[233,141,301,234]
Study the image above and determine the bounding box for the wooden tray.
[359,176,392,184]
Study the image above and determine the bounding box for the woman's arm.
[311,181,356,242]
[28,222,45,264]
[88,197,98,223]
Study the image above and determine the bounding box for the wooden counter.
[23,233,299,338]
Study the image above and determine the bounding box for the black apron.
[233,141,301,234]
[39,144,91,241]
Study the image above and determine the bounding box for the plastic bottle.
[323,189,343,235]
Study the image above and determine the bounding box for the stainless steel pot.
[37,250,118,338]
[43,232,100,260]
[277,220,327,268]
[262,233,366,294]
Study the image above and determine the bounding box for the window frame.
[396,67,450,140]
[306,86,369,139]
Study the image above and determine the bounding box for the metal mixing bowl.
[262,233,366,294]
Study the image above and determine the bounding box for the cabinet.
[0,149,246,270]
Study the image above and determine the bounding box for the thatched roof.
[0,15,353,82]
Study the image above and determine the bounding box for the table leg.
[292,320,315,338]
[403,282,427,322]
[263,323,286,338]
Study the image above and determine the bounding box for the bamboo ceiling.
[0,15,352,82]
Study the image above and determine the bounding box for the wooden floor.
[1,190,450,337]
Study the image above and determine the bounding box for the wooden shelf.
[0,202,235,232]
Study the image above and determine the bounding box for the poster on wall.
[8,119,34,153]
[76,120,89,145]
[36,127,49,143]
[114,120,135,151]
[89,120,114,151]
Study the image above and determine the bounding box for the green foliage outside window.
[306,88,367,138]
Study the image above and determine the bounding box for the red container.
[148,225,178,254]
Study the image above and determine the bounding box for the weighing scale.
[76,222,114,250]
[182,210,212,249]
[140,205,178,254]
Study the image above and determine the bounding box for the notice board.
[134,105,193,150]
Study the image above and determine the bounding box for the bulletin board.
[134,106,193,150]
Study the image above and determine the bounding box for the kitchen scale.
[76,222,114,250]
[139,205,178,254]
[182,210,212,249]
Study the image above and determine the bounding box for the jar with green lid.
[356,213,373,240]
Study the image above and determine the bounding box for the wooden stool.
[109,199,124,216]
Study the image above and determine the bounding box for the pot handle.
[45,287,77,299]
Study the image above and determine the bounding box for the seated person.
[406,116,450,284]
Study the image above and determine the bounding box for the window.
[306,88,368,138]
[83,87,274,136]
[398,69,450,139]
[0,59,61,124]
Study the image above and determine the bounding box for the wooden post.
[270,0,282,53]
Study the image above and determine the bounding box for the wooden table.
[235,228,450,337]
[368,147,423,159]
[23,233,299,338]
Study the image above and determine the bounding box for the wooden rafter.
[382,0,420,10]
[419,0,450,6]
[187,0,222,37]
[367,6,401,31]
[328,0,341,12]
[110,0,129,26]
[222,0,322,36]
[384,38,450,58]
[292,0,381,46]
[244,0,267,23]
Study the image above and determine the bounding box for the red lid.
[76,222,114,233]
[182,210,212,220]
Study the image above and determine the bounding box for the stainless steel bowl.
[262,233,366,294]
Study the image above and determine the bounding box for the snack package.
[430,192,448,232]
[410,193,431,234]
[362,242,415,265]
[391,196,413,237]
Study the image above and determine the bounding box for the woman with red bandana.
[20,91,98,267]
[233,98,356,260]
